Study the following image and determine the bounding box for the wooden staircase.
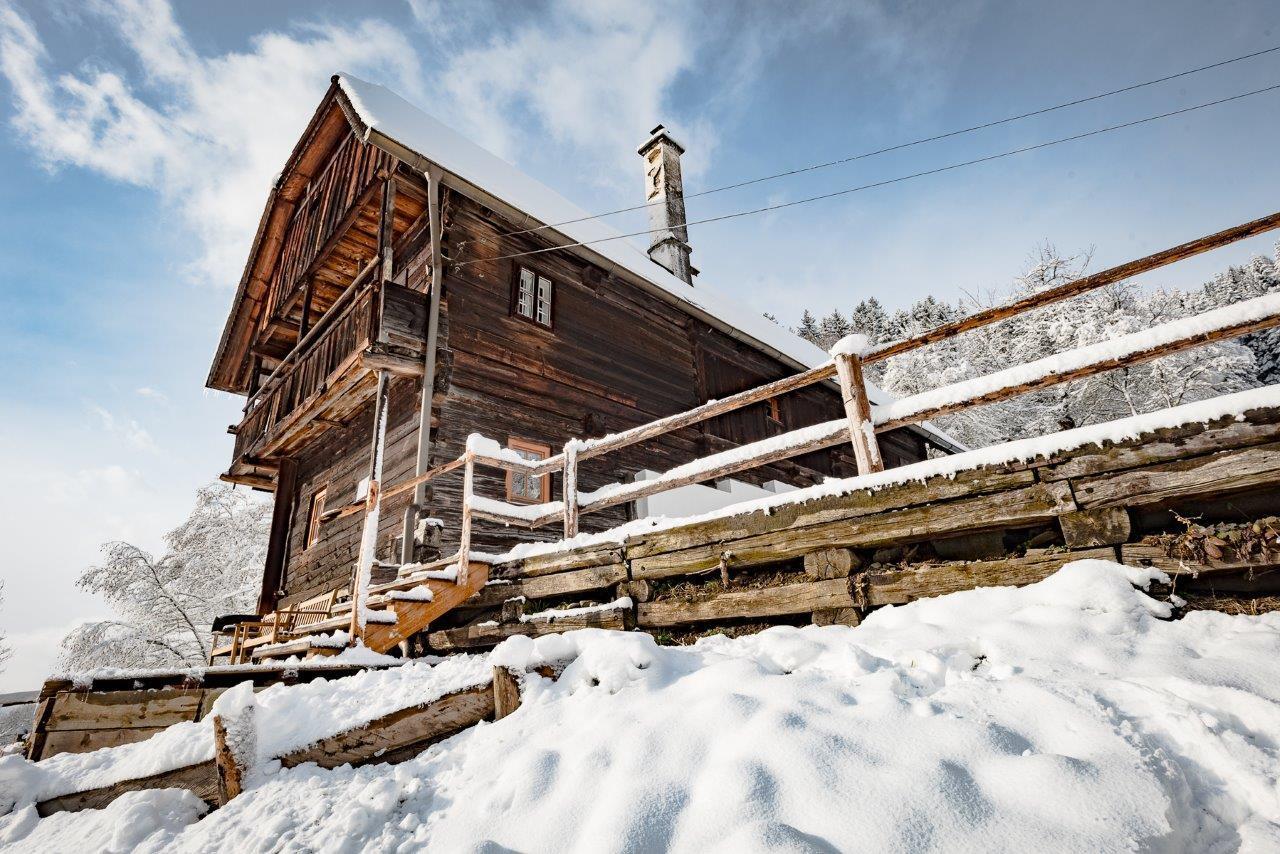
[223,559,492,662]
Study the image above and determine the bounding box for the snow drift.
[4,559,1280,852]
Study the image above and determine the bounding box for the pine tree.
[849,297,892,345]
[795,310,820,345]
[817,309,851,350]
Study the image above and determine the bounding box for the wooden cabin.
[208,74,959,618]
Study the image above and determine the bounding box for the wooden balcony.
[226,282,429,487]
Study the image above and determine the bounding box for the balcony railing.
[234,285,376,462]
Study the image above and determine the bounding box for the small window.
[767,397,783,425]
[305,486,327,549]
[514,266,553,327]
[506,438,551,503]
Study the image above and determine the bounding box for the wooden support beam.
[36,761,219,816]
[276,684,493,769]
[833,352,884,475]
[258,457,297,615]
[378,175,397,282]
[298,277,315,339]
[402,166,445,563]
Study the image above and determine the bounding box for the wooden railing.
[234,285,375,461]
[335,209,1280,594]
[261,132,393,323]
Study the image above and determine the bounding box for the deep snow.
[4,560,1280,852]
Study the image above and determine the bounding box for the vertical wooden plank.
[833,352,884,475]
[493,667,521,720]
[457,453,476,587]
[350,369,392,643]
[256,458,298,617]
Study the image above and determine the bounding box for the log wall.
[434,406,1280,651]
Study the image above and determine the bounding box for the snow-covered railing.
[329,209,1280,648]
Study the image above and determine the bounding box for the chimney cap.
[637,123,686,156]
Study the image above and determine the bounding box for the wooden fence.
[331,210,1280,641]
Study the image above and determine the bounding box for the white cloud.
[135,386,168,403]
[88,403,157,452]
[0,0,422,286]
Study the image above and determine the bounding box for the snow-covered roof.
[335,74,962,451]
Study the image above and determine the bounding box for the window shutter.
[536,275,552,325]
[517,268,536,318]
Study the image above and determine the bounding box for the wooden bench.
[209,589,340,664]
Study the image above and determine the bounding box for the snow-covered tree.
[795,310,820,345]
[874,243,1259,447]
[0,581,11,676]
[59,483,270,671]
[816,310,851,350]
[849,297,893,345]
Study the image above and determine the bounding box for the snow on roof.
[335,74,962,448]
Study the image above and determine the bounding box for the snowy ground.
[3,560,1280,852]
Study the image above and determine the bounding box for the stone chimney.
[638,125,695,284]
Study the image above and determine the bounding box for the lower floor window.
[506,437,551,502]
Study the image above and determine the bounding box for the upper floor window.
[514,267,553,327]
[506,437,551,503]
[305,486,328,549]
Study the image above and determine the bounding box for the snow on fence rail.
[322,209,1280,649]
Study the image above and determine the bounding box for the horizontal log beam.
[864,547,1118,606]
[428,606,631,651]
[629,481,1076,579]
[636,578,857,627]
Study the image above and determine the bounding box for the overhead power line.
[489,44,1280,241]
[455,81,1280,269]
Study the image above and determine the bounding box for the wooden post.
[351,369,391,643]
[298,277,315,339]
[257,457,297,615]
[833,352,884,475]
[379,175,397,282]
[493,666,521,720]
[457,452,476,587]
[212,715,243,804]
[562,441,580,538]
[402,166,445,563]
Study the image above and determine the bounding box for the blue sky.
[2,0,1280,690]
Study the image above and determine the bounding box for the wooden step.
[252,562,491,659]
[362,562,491,653]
